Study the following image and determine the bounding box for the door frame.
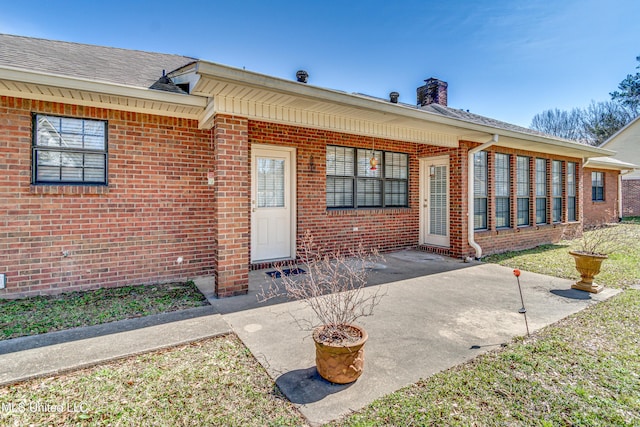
[419,155,450,247]
[250,144,297,262]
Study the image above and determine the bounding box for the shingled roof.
[0,33,195,89]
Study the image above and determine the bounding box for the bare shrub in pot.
[260,230,385,383]
[566,222,634,293]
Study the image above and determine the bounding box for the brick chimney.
[417,77,448,107]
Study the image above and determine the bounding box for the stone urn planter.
[569,250,607,293]
[313,324,368,384]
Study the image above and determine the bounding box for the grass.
[622,216,640,224]
[484,223,640,289]
[0,281,208,340]
[332,290,640,426]
[0,335,304,426]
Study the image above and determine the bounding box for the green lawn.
[484,223,640,289]
[0,281,207,340]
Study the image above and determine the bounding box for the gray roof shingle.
[0,33,195,89]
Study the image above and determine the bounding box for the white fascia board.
[193,61,614,157]
[0,65,207,108]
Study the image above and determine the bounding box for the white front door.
[420,156,450,247]
[251,145,296,262]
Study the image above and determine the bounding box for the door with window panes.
[251,146,295,262]
[420,157,449,247]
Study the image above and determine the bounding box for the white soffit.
[191,62,459,147]
[0,66,206,119]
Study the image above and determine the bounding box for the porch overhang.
[181,61,616,159]
[583,156,638,171]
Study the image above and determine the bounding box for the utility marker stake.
[513,269,530,337]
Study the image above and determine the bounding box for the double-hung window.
[33,114,107,185]
[535,158,547,224]
[567,162,577,221]
[592,171,604,201]
[495,153,510,228]
[473,151,488,230]
[516,156,530,226]
[552,160,562,223]
[326,145,408,208]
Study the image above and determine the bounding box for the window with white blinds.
[517,156,530,226]
[535,158,547,224]
[495,153,510,228]
[33,114,107,185]
[473,151,487,230]
[256,158,285,207]
[326,145,408,208]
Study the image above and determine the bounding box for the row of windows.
[474,153,578,230]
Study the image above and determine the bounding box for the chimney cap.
[296,70,309,83]
[389,92,400,103]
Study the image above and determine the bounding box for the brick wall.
[622,179,640,216]
[583,168,619,226]
[0,96,216,298]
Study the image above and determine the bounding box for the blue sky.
[1,0,638,128]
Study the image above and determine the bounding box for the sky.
[1,0,638,128]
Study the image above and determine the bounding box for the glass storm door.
[421,157,450,247]
[251,146,295,262]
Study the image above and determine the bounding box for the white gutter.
[468,134,499,259]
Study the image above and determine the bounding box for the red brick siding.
[582,168,619,226]
[0,96,216,298]
[622,179,640,216]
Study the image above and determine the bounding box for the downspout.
[468,134,499,259]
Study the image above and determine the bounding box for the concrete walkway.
[0,251,619,426]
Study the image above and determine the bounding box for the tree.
[531,55,640,145]
[581,101,634,145]
[530,108,583,141]
[530,102,632,146]
[610,56,640,115]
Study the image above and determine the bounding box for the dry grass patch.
[0,335,305,426]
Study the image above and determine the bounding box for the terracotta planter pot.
[313,324,368,384]
[569,250,608,293]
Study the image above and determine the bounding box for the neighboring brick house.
[0,34,619,299]
[597,116,640,217]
